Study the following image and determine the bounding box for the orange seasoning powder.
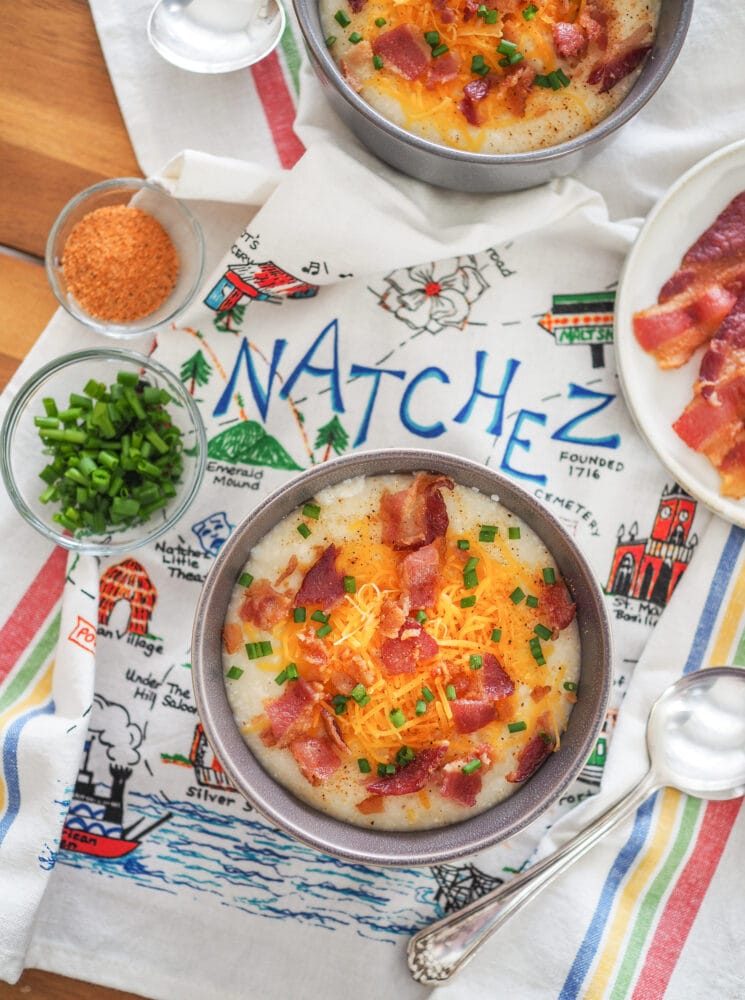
[61,204,179,323]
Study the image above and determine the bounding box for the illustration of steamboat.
[61,739,171,859]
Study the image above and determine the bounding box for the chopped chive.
[42,397,58,417]
[286,662,299,680]
[563,680,578,692]
[374,16,386,26]
[457,538,470,550]
[274,669,288,685]
[508,526,521,539]
[344,575,356,594]
[316,623,332,639]
[332,694,348,715]
[246,642,268,660]
[555,67,570,87]
[334,8,350,26]
[415,609,427,624]
[302,502,321,519]
[534,623,553,641]
[389,708,406,728]
[260,640,273,656]
[491,627,502,642]
[542,566,556,584]
[463,569,479,589]
[311,610,329,623]
[462,758,483,775]
[424,30,440,46]
[484,7,498,21]
[325,34,337,46]
[432,43,449,57]
[238,572,254,589]
[378,762,396,776]
[226,666,244,680]
[509,587,525,604]
[297,522,312,539]
[372,53,384,69]
[293,606,307,623]
[500,51,523,66]
[523,3,538,18]
[497,38,517,55]
[445,684,456,701]
[471,54,485,72]
[464,556,479,573]
[534,74,551,88]
[460,595,477,608]
[469,654,483,670]
[358,758,371,773]
[526,594,539,608]
[415,699,427,716]
[422,686,435,702]
[508,720,527,733]
[479,526,497,542]
[350,683,367,704]
[396,745,415,766]
[348,31,363,43]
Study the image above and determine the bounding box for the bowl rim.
[0,346,208,555]
[292,0,694,167]
[191,447,613,867]
[44,177,205,338]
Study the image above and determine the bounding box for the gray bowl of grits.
[191,449,611,867]
[291,0,692,192]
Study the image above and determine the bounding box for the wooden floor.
[0,2,148,997]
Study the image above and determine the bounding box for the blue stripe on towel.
[0,699,55,847]
[684,524,745,675]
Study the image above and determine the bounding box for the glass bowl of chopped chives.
[45,178,204,338]
[0,348,207,554]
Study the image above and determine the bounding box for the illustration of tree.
[314,416,349,462]
[180,350,213,396]
[214,304,246,333]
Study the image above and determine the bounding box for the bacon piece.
[289,736,341,786]
[238,578,291,630]
[379,598,407,638]
[588,25,652,93]
[297,628,329,666]
[633,286,739,369]
[274,554,298,587]
[718,437,745,497]
[451,699,496,733]
[673,375,745,464]
[579,0,609,50]
[506,713,556,782]
[433,0,457,22]
[347,0,366,10]
[380,473,454,550]
[696,293,745,402]
[321,707,349,754]
[496,63,536,118]
[222,622,243,654]
[459,74,492,126]
[553,22,587,59]
[356,794,385,814]
[426,51,460,88]
[380,619,438,675]
[399,541,442,608]
[265,678,321,746]
[481,653,515,700]
[531,684,552,702]
[341,40,374,92]
[440,747,492,807]
[541,579,576,632]
[372,25,431,81]
[294,544,345,611]
[366,744,448,795]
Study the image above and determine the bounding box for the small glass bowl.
[45,178,205,338]
[1,348,207,555]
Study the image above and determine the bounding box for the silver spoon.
[408,666,745,985]
[147,0,286,74]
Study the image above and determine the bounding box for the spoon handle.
[407,771,659,984]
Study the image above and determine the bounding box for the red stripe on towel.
[251,51,305,169]
[0,545,68,684]
[631,797,743,1000]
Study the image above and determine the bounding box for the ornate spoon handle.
[407,773,657,984]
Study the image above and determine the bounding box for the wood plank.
[2,969,146,999]
[0,255,58,391]
[0,0,141,258]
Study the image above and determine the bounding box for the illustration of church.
[605,484,698,607]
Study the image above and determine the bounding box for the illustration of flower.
[380,256,489,335]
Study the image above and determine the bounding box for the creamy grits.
[319,0,659,154]
[223,472,581,829]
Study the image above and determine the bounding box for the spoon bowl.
[147,0,286,74]
[408,666,745,984]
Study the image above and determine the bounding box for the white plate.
[615,138,745,526]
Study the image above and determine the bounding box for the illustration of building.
[430,863,504,914]
[190,724,236,791]
[99,559,157,635]
[605,484,698,607]
[205,261,318,312]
